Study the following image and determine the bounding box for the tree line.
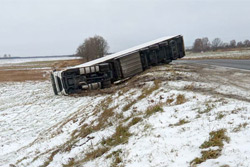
[192,37,250,52]
[1,54,11,58]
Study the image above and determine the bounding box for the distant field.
[184,48,250,59]
[0,58,84,82]
[0,56,80,65]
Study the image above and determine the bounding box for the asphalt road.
[176,59,250,71]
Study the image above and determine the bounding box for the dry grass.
[191,149,222,166]
[175,94,186,105]
[198,104,214,114]
[169,119,190,127]
[232,123,248,132]
[40,149,60,167]
[62,158,75,167]
[184,84,195,90]
[191,129,230,166]
[128,117,143,127]
[166,98,174,105]
[0,69,48,82]
[106,149,123,167]
[216,113,225,120]
[145,104,163,117]
[138,80,161,100]
[122,100,137,111]
[102,125,132,147]
[84,147,110,162]
[47,96,116,158]
[0,59,84,82]
[200,129,230,149]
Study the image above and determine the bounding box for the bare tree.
[222,42,229,48]
[76,35,109,61]
[243,40,250,47]
[201,37,210,51]
[229,40,236,48]
[192,38,203,52]
[211,38,223,50]
[237,41,244,48]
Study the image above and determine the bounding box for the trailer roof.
[71,35,180,68]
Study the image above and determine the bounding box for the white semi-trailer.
[51,35,185,95]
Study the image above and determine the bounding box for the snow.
[1,64,250,167]
[185,50,250,59]
[0,57,79,66]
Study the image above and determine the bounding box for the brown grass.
[200,129,230,149]
[122,100,137,111]
[62,158,75,167]
[0,59,84,82]
[175,94,186,105]
[84,147,110,162]
[191,129,230,166]
[166,98,174,105]
[138,80,161,100]
[40,149,60,167]
[169,119,190,127]
[102,125,131,147]
[145,104,163,117]
[232,123,248,132]
[191,149,222,165]
[128,117,143,127]
[106,149,123,167]
[0,69,47,82]
[198,104,214,114]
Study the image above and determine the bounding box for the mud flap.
[50,73,58,95]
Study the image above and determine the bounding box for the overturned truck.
[51,35,185,95]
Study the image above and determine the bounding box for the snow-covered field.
[0,64,250,167]
[0,57,79,66]
[184,49,250,59]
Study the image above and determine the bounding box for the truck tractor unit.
[51,35,185,95]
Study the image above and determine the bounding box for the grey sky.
[0,0,250,57]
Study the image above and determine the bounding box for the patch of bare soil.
[0,59,85,82]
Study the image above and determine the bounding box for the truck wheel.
[101,80,111,88]
[50,73,58,95]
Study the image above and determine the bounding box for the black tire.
[101,80,111,88]
[50,73,58,95]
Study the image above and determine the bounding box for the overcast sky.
[0,0,250,57]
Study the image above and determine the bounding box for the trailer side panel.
[119,52,143,78]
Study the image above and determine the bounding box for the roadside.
[175,59,250,71]
[183,49,250,60]
[1,62,250,167]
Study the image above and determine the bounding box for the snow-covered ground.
[0,57,79,66]
[184,49,250,59]
[0,64,250,167]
